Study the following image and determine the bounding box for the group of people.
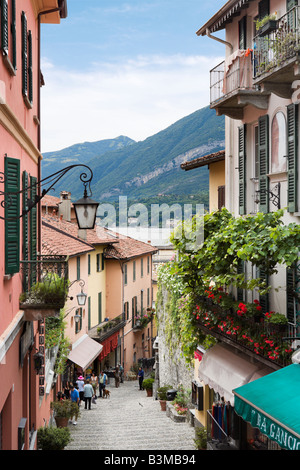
[59,365,124,419]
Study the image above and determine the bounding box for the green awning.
[233,364,300,450]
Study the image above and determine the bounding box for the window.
[96,253,100,272]
[141,258,143,277]
[1,0,17,74]
[124,301,129,320]
[88,297,91,329]
[147,288,150,307]
[238,124,247,215]
[218,186,225,210]
[287,103,298,213]
[21,11,33,108]
[271,112,287,173]
[147,256,150,274]
[97,253,104,272]
[239,16,247,50]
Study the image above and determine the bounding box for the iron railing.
[253,6,300,78]
[210,53,254,105]
[19,255,69,310]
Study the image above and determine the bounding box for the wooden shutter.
[218,185,225,210]
[88,297,91,330]
[287,104,298,213]
[1,0,8,55]
[286,267,296,324]
[238,124,246,215]
[28,30,33,103]
[258,115,269,213]
[258,0,270,19]
[22,171,29,261]
[77,256,80,280]
[4,156,20,274]
[30,176,37,261]
[259,268,269,313]
[11,0,16,69]
[21,11,28,97]
[101,253,104,271]
[237,260,245,301]
[98,292,102,323]
[239,16,247,50]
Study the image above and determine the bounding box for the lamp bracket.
[0,161,94,221]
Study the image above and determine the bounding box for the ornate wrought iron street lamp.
[0,163,99,229]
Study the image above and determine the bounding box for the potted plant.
[142,378,154,397]
[256,13,277,36]
[37,426,72,450]
[264,311,288,332]
[194,426,207,450]
[51,400,80,428]
[20,273,68,315]
[157,385,171,411]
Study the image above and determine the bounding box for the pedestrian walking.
[137,367,144,390]
[114,366,120,388]
[98,371,107,397]
[90,371,98,397]
[118,363,124,383]
[83,379,94,410]
[70,383,79,425]
[76,375,85,405]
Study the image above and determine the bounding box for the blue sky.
[40,1,225,152]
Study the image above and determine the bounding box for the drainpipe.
[206,28,233,53]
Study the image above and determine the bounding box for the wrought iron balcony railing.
[19,255,69,318]
[253,6,300,79]
[195,297,298,368]
[97,312,126,341]
[210,53,254,106]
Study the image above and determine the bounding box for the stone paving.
[65,378,196,451]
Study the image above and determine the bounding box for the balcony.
[95,312,126,342]
[19,255,69,321]
[253,6,300,97]
[210,54,269,119]
[194,296,297,369]
[133,308,154,332]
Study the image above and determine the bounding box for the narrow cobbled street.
[65,379,196,451]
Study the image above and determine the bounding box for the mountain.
[41,106,225,204]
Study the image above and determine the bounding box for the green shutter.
[21,11,27,97]
[259,268,269,313]
[28,30,33,103]
[30,176,37,261]
[101,253,104,271]
[237,260,245,301]
[286,267,296,324]
[11,0,16,69]
[88,297,91,329]
[4,156,20,274]
[1,0,8,55]
[287,104,298,213]
[258,0,270,19]
[98,292,102,323]
[258,115,269,213]
[238,124,246,215]
[239,16,247,50]
[22,171,29,261]
[77,256,80,280]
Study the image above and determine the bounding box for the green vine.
[45,310,70,375]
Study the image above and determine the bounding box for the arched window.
[271,112,287,173]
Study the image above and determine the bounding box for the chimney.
[59,191,71,222]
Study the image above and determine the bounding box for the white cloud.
[40,53,223,153]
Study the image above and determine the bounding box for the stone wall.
[155,286,193,392]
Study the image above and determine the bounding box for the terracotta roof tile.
[181,149,225,171]
[42,222,94,257]
[42,214,118,246]
[104,231,157,260]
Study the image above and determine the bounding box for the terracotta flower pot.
[55,417,69,428]
[159,400,167,411]
[146,389,153,397]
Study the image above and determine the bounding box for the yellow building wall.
[209,160,225,212]
[87,245,107,328]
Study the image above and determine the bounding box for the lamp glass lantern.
[73,194,99,230]
[76,289,87,306]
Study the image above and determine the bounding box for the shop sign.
[250,408,300,450]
